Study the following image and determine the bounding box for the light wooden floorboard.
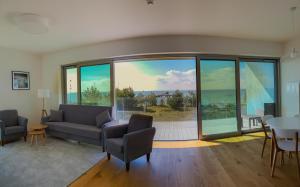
[69,133,300,187]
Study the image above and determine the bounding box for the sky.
[200,60,236,90]
[66,59,276,93]
[80,64,111,92]
[115,59,196,91]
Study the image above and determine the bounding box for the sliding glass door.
[240,60,276,131]
[114,58,197,140]
[200,59,238,136]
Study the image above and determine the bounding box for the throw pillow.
[96,110,111,128]
[49,110,63,122]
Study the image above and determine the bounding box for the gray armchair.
[104,114,156,171]
[0,110,28,146]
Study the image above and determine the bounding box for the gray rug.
[0,137,105,187]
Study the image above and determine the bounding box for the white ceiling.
[0,0,299,54]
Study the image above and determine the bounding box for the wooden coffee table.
[28,124,48,145]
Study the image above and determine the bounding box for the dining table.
[266,116,300,132]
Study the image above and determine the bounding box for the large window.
[62,55,279,140]
[114,59,197,140]
[240,60,276,130]
[200,60,238,136]
[80,64,111,106]
[64,63,111,106]
[65,67,78,104]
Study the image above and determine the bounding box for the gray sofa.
[104,114,156,171]
[42,104,113,150]
[0,110,28,146]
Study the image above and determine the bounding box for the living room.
[1,0,300,186]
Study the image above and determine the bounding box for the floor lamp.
[38,89,50,118]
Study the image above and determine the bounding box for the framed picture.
[12,71,30,90]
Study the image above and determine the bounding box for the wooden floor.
[69,133,300,187]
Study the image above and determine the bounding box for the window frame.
[62,59,114,106]
[61,54,280,140]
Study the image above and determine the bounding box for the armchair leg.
[1,140,4,146]
[107,153,111,160]
[102,146,105,152]
[24,136,27,142]
[147,153,151,162]
[126,162,130,171]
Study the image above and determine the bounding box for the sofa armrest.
[104,124,128,139]
[123,127,156,161]
[18,116,28,131]
[41,116,50,124]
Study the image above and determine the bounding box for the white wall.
[41,35,283,110]
[0,47,41,123]
[281,36,300,117]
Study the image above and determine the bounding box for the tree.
[146,92,157,106]
[167,90,184,110]
[116,87,138,110]
[160,98,165,106]
[183,91,197,107]
[82,85,102,104]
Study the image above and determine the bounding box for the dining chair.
[271,128,300,178]
[259,115,273,158]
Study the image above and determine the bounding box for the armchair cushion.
[128,114,153,133]
[96,110,111,128]
[0,110,18,127]
[106,138,124,153]
[49,110,63,122]
[5,126,24,135]
[104,124,128,139]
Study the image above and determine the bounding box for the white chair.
[271,128,300,178]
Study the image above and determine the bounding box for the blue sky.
[132,59,196,75]
[80,64,111,92]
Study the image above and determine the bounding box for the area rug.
[0,137,105,187]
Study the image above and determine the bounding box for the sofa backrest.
[0,110,19,127]
[59,104,112,126]
[128,114,153,133]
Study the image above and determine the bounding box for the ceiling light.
[146,0,154,5]
[12,13,50,34]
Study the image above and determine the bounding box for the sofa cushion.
[59,105,112,126]
[128,114,153,133]
[106,138,124,153]
[0,110,18,127]
[46,122,101,139]
[96,110,111,128]
[49,110,63,122]
[5,126,24,135]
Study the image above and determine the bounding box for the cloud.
[157,69,196,90]
[115,62,197,91]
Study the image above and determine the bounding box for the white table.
[266,117,300,166]
[266,117,300,132]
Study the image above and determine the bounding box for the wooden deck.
[69,132,300,187]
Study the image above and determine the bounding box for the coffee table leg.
[30,135,34,145]
[44,134,46,145]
